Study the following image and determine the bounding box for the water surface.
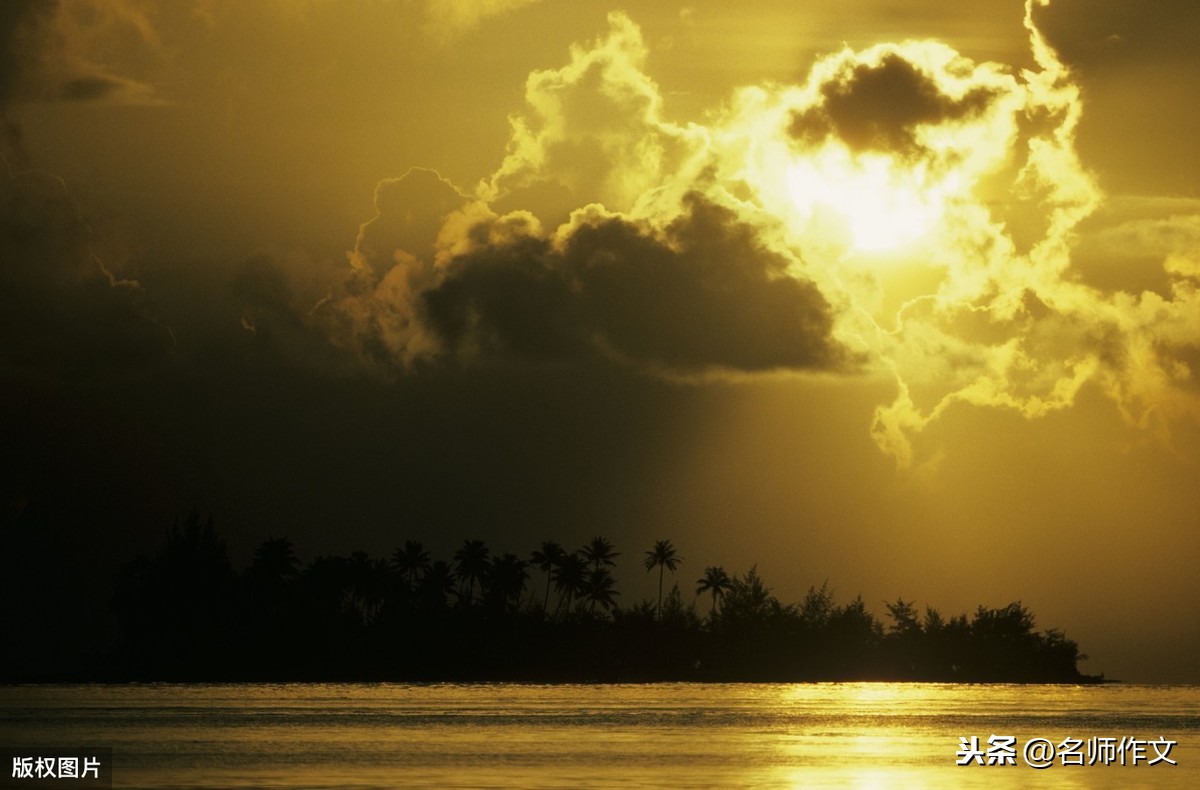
[2,683,1196,788]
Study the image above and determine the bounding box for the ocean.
[2,682,1197,788]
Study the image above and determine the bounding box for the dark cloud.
[1033,0,1200,72]
[0,0,158,165]
[1033,0,1200,195]
[0,164,171,377]
[789,52,996,156]
[422,194,846,373]
[423,232,584,359]
[352,168,468,279]
[0,1,55,104]
[58,74,128,101]
[0,0,54,162]
[0,0,156,127]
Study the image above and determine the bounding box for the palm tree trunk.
[657,564,664,618]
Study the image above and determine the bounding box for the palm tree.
[243,536,298,624]
[552,552,587,615]
[583,567,619,614]
[418,560,457,609]
[696,565,732,621]
[581,536,618,571]
[299,555,353,622]
[643,539,682,618]
[163,510,233,580]
[390,540,431,589]
[247,536,299,585]
[346,551,390,625]
[453,539,491,605]
[530,540,566,612]
[484,553,529,613]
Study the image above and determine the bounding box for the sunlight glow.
[786,145,963,254]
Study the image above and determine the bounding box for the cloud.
[0,0,159,108]
[1030,0,1200,195]
[328,168,472,370]
[1032,0,1200,73]
[0,0,161,167]
[349,168,470,281]
[938,1,1200,449]
[789,51,1000,157]
[420,0,543,43]
[0,1,56,103]
[0,1,171,373]
[0,161,170,377]
[331,181,843,374]
[419,194,844,373]
[479,11,709,220]
[325,0,1200,467]
[4,2,1200,685]
[331,16,843,377]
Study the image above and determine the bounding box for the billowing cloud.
[3,0,1200,685]
[330,0,1200,468]
[334,184,843,374]
[330,13,844,377]
[789,51,999,157]
[421,194,843,372]
[857,1,1200,464]
[479,11,709,220]
[350,168,470,280]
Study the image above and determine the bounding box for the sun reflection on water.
[2,682,1195,789]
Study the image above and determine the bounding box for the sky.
[2,0,1199,682]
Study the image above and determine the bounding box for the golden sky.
[3,0,1200,682]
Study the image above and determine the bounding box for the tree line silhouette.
[104,512,1097,683]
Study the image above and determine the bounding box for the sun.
[785,145,963,254]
